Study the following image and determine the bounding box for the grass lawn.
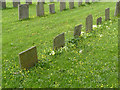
[2,1,118,88]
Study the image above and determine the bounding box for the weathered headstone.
[60,0,66,11]
[105,8,110,21]
[85,0,90,4]
[53,33,65,50]
[114,1,120,17]
[78,0,82,7]
[36,1,44,16]
[19,46,38,69]
[86,15,93,33]
[74,24,82,38]
[49,4,55,14]
[26,0,32,4]
[18,4,29,20]
[97,17,102,25]
[69,0,74,9]
[13,0,20,7]
[0,0,6,9]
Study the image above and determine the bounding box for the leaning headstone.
[78,0,82,7]
[26,0,32,4]
[69,0,74,9]
[86,15,93,33]
[36,1,44,16]
[97,17,102,25]
[74,24,82,38]
[19,46,38,69]
[49,4,55,14]
[18,4,29,20]
[85,0,90,4]
[105,8,110,21]
[0,0,6,9]
[114,1,120,17]
[53,33,65,50]
[60,0,66,11]
[13,0,20,7]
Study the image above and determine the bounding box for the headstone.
[50,0,54,2]
[19,46,38,69]
[36,1,44,16]
[0,0,6,9]
[105,8,110,21]
[86,15,93,33]
[78,0,82,7]
[114,1,120,17]
[26,0,32,4]
[69,0,74,9]
[97,17,102,25]
[53,33,65,50]
[49,4,55,14]
[60,0,66,11]
[74,24,82,38]
[13,0,20,7]
[18,4,29,20]
[85,0,90,4]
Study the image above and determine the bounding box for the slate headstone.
[78,0,82,7]
[69,0,74,9]
[36,1,44,16]
[0,0,6,9]
[19,46,38,69]
[86,15,93,33]
[53,33,65,50]
[114,1,120,17]
[13,0,20,7]
[26,0,32,4]
[74,24,82,38]
[97,17,102,25]
[18,4,29,20]
[49,4,55,14]
[60,0,66,11]
[105,8,110,21]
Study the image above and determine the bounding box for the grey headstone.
[69,0,74,9]
[53,33,65,50]
[13,0,20,7]
[60,0,66,11]
[105,8,110,21]
[49,4,55,14]
[85,0,90,4]
[78,0,82,7]
[26,0,32,4]
[74,24,82,38]
[0,0,6,9]
[18,4,29,20]
[36,1,44,16]
[86,15,93,33]
[114,1,120,17]
[19,46,38,69]
[97,17,102,25]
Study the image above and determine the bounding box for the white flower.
[106,26,108,28]
[99,34,103,37]
[99,25,101,27]
[49,51,55,55]
[93,25,97,28]
[79,50,83,53]
[81,31,85,36]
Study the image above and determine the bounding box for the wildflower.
[79,50,83,53]
[99,34,103,37]
[49,51,55,55]
[93,25,97,29]
[81,31,85,36]
[99,25,101,27]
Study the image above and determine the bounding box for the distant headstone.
[26,0,32,4]
[69,0,74,9]
[18,4,29,20]
[60,0,66,11]
[78,0,82,7]
[53,33,65,50]
[114,1,120,17]
[13,0,20,7]
[0,0,6,9]
[49,4,55,14]
[36,1,44,16]
[86,15,93,33]
[85,0,90,4]
[97,17,102,25]
[74,24,82,38]
[19,46,38,69]
[105,8,110,21]
[50,0,54,2]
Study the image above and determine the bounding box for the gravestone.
[114,1,120,17]
[36,1,44,16]
[49,4,55,14]
[78,0,82,7]
[74,24,82,38]
[105,8,110,21]
[13,0,20,7]
[19,46,38,69]
[0,0,6,9]
[97,17,102,25]
[50,0,54,2]
[18,4,29,20]
[26,0,32,4]
[69,0,74,9]
[85,0,90,4]
[60,0,66,11]
[53,33,65,50]
[86,15,93,33]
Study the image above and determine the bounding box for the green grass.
[2,1,118,88]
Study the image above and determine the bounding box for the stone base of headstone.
[49,4,55,14]
[74,24,82,38]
